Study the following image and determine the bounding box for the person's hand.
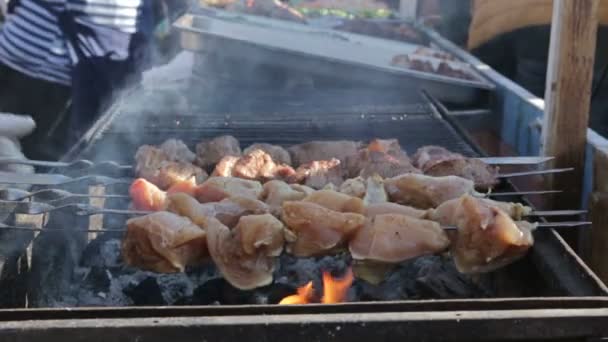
[0,113,35,174]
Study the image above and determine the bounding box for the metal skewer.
[0,156,554,172]
[0,221,589,233]
[497,167,574,178]
[442,221,592,231]
[0,188,130,202]
[487,190,562,197]
[0,200,584,218]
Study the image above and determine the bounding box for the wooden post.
[590,146,608,282]
[399,0,418,19]
[542,1,598,212]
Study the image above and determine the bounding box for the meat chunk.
[412,145,462,170]
[134,145,207,189]
[211,156,240,177]
[412,146,499,190]
[349,214,450,263]
[446,195,535,274]
[195,135,242,169]
[244,143,292,165]
[159,139,196,163]
[165,192,269,228]
[212,149,295,182]
[122,212,207,273]
[287,158,345,189]
[365,202,428,219]
[363,175,388,205]
[356,151,421,179]
[194,177,263,203]
[261,180,312,215]
[384,174,479,209]
[129,178,167,211]
[281,201,366,257]
[429,196,532,224]
[339,177,366,198]
[204,215,285,290]
[302,190,365,214]
[288,140,361,166]
[366,138,410,161]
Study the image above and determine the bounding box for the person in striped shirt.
[0,0,160,160]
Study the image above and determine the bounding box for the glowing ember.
[279,268,354,305]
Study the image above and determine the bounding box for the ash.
[51,234,493,307]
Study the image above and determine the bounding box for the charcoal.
[124,277,165,306]
[28,230,81,307]
[80,234,123,268]
[83,267,112,291]
[182,278,224,305]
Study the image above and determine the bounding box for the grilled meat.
[424,158,500,190]
[339,177,366,198]
[413,146,499,190]
[384,173,480,209]
[244,143,292,165]
[302,190,365,214]
[212,156,240,177]
[134,144,207,189]
[204,214,285,290]
[446,195,535,274]
[362,175,388,205]
[122,211,208,273]
[165,192,269,228]
[287,158,345,189]
[195,177,263,203]
[288,140,361,166]
[281,201,366,257]
[261,180,313,215]
[129,178,167,211]
[159,139,196,163]
[412,145,463,171]
[212,149,295,182]
[195,135,242,169]
[429,196,532,223]
[349,214,450,264]
[357,151,420,179]
[364,202,428,219]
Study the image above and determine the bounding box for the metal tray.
[173,9,494,105]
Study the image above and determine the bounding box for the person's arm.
[0,113,35,173]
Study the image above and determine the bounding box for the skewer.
[441,221,592,231]
[0,221,589,233]
[0,188,130,202]
[0,200,583,218]
[477,156,554,165]
[487,190,562,197]
[0,156,555,171]
[497,167,574,179]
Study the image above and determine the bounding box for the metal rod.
[488,190,562,197]
[442,221,592,231]
[0,223,124,233]
[526,210,587,217]
[498,168,574,178]
[478,156,555,165]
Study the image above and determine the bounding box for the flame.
[279,268,354,305]
[321,268,353,304]
[279,281,314,304]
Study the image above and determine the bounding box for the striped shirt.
[0,0,146,86]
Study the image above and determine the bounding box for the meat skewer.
[0,155,553,170]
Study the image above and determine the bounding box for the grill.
[1,12,608,342]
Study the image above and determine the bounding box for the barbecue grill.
[0,9,607,342]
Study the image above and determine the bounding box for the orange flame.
[279,281,314,305]
[279,268,354,305]
[321,268,353,304]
